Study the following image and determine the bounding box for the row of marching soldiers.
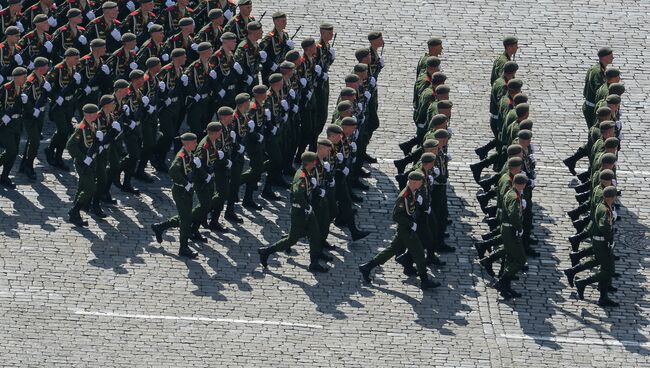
[562,46,623,308]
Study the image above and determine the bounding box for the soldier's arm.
[595,204,614,241]
[506,192,523,231]
[168,156,189,186]
[65,128,85,160]
[193,145,209,181]
[291,175,309,209]
[392,194,413,229]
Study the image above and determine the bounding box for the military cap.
[238,0,251,5]
[507,144,523,156]
[11,67,27,76]
[408,171,424,181]
[269,73,283,84]
[513,173,528,185]
[279,61,295,71]
[207,121,223,132]
[508,156,523,168]
[102,1,118,9]
[599,169,615,181]
[345,74,360,83]
[367,31,382,41]
[171,48,186,58]
[426,56,441,68]
[341,117,358,126]
[326,124,343,135]
[431,72,447,84]
[90,38,106,48]
[517,129,533,140]
[301,151,318,163]
[503,36,518,46]
[340,87,357,97]
[64,48,80,57]
[603,185,617,198]
[421,152,436,163]
[82,104,99,114]
[597,47,613,58]
[217,106,234,116]
[606,94,621,104]
[433,129,450,139]
[32,14,48,24]
[519,119,533,130]
[604,137,619,149]
[113,79,129,89]
[354,63,368,73]
[180,132,197,141]
[178,17,193,27]
[145,57,161,69]
[121,33,136,43]
[435,84,450,95]
[235,93,250,105]
[317,138,332,147]
[197,42,212,52]
[507,78,523,90]
[605,67,620,78]
[515,103,530,117]
[337,100,353,111]
[608,83,625,96]
[246,21,262,31]
[148,24,163,33]
[7,0,22,5]
[221,32,237,41]
[99,95,115,106]
[208,9,223,20]
[301,37,316,48]
[513,93,528,105]
[354,47,370,61]
[67,8,82,18]
[427,37,443,47]
[252,84,268,94]
[430,113,448,127]
[33,57,49,68]
[129,69,144,81]
[601,153,617,165]
[599,120,615,131]
[285,50,301,62]
[437,100,453,109]
[422,139,439,149]
[4,26,19,36]
[503,61,518,74]
[272,11,286,19]
[596,106,611,117]
[320,23,334,31]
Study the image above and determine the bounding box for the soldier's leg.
[155,111,177,166]
[92,155,109,216]
[267,210,308,253]
[225,155,244,221]
[172,187,194,253]
[0,131,19,180]
[192,183,214,228]
[136,120,157,179]
[186,103,206,139]
[371,233,406,266]
[75,164,97,210]
[107,143,124,193]
[501,228,527,278]
[241,147,264,205]
[315,198,330,246]
[120,133,142,193]
[22,116,42,178]
[402,229,427,276]
[48,110,74,168]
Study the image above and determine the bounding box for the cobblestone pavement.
[1,0,650,367]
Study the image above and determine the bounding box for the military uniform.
[314,33,334,149]
[85,16,123,53]
[157,3,194,36]
[208,46,237,107]
[0,41,26,81]
[233,35,261,94]
[184,55,214,137]
[107,45,139,81]
[223,11,253,43]
[50,23,87,63]
[0,79,25,184]
[79,52,111,109]
[17,28,54,62]
[121,8,157,44]
[239,93,268,204]
[154,60,186,166]
[582,58,607,128]
[19,70,48,178]
[259,26,291,84]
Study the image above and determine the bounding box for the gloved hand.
[245,75,253,85]
[14,53,23,65]
[84,86,92,95]
[111,121,122,132]
[292,104,299,113]
[142,96,150,106]
[110,28,121,41]
[257,133,264,143]
[224,9,233,19]
[233,62,243,74]
[226,159,232,169]
[27,61,34,70]
[264,108,271,121]
[411,222,417,232]
[259,50,267,62]
[78,35,87,45]
[20,93,27,104]
[129,120,137,129]
[319,188,326,197]
[379,55,385,66]
[300,78,307,87]
[306,90,313,100]
[364,90,371,100]
[165,97,172,106]
[192,157,202,168]
[521,198,527,209]
[238,144,245,154]
[55,96,64,106]
[289,89,296,99]
[247,120,255,131]
[193,94,201,102]
[73,72,81,84]
[206,174,213,183]
[33,109,40,118]
[43,80,51,91]
[161,53,169,62]
[218,89,226,98]
[280,99,289,110]
[314,64,322,75]
[329,47,336,58]
[270,63,278,71]
[370,76,376,87]
[271,126,278,135]
[286,39,294,48]
[126,0,135,11]
[323,161,331,171]
[101,64,110,75]
[83,156,93,165]
[323,72,328,81]
[181,74,189,86]
[184,183,193,191]
[342,167,350,176]
[217,150,224,159]
[336,152,344,162]
[1,115,10,125]
[158,81,166,91]
[230,131,236,140]
[86,10,95,20]
[16,21,24,33]
[95,130,104,141]
[304,205,312,215]
[350,142,357,152]
[129,61,138,70]
[147,105,155,114]
[209,70,217,79]
[48,16,57,27]
[416,195,423,205]
[165,0,174,6]
[191,43,199,51]
[44,41,53,53]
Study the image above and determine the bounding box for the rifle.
[257,11,267,22]
[331,32,337,47]
[290,25,302,40]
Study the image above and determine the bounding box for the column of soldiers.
[561,46,623,308]
[0,0,384,266]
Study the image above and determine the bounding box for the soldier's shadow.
[0,182,57,238]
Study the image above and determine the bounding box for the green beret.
[301,151,318,163]
[503,36,518,46]
[99,95,115,106]
[433,129,449,139]
[517,129,532,140]
[269,73,283,84]
[122,33,136,43]
[207,121,223,132]
[171,48,186,58]
[82,104,99,114]
[32,14,48,24]
[508,156,523,168]
[598,47,613,58]
[608,83,625,96]
[437,100,453,109]
[113,79,129,89]
[279,61,295,70]
[33,57,49,68]
[435,84,450,95]
[421,152,436,163]
[221,32,237,41]
[64,48,80,57]
[300,37,315,49]
[596,106,611,117]
[178,18,193,27]
[513,93,528,105]
[11,67,28,76]
[90,38,106,48]
[246,21,262,31]
[7,0,22,5]
[605,94,621,104]
[601,153,617,165]
[603,185,617,198]
[431,72,447,84]
[129,69,144,81]
[426,56,441,68]
[337,100,353,111]
[326,124,343,135]
[519,119,533,130]
[354,63,368,73]
[252,84,268,94]
[604,137,619,149]
[4,26,19,36]
[272,11,286,19]
[430,114,448,127]
[102,1,118,9]
[599,169,615,181]
[197,42,212,52]
[180,132,197,141]
[513,173,528,185]
[507,78,523,90]
[67,8,82,18]
[367,31,382,41]
[515,103,530,117]
[354,48,370,60]
[238,0,252,5]
[208,9,223,20]
[507,144,523,156]
[340,87,357,97]
[217,106,234,116]
[285,50,301,62]
[341,117,358,126]
[345,74,360,83]
[317,138,332,147]
[503,61,518,74]
[235,93,250,105]
[408,171,424,181]
[427,37,443,47]
[320,23,334,31]
[422,139,439,149]
[605,67,620,78]
[599,120,615,131]
[145,57,161,69]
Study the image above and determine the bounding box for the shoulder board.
[166,6,175,11]
[300,170,306,177]
[114,19,121,25]
[45,33,52,40]
[4,83,11,90]
[0,9,6,15]
[25,32,35,39]
[228,0,236,4]
[186,7,194,12]
[194,62,201,68]
[402,189,409,198]
[129,10,139,16]
[243,43,249,49]
[251,101,257,109]
[82,54,91,60]
[268,31,275,37]
[144,74,150,81]
[203,142,209,149]
[163,64,172,70]
[129,50,136,56]
[30,4,38,10]
[67,0,74,4]
[79,122,86,129]
[149,11,156,17]
[171,34,180,41]
[59,25,69,31]
[215,50,223,57]
[51,3,57,10]
[55,63,64,69]
[316,43,322,49]
[0,44,4,49]
[179,151,186,157]
[15,44,22,51]
[91,18,100,23]
[27,74,36,82]
[78,26,86,31]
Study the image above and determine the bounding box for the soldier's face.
[14,74,26,86]
[67,55,80,67]
[605,196,615,206]
[327,133,341,144]
[304,161,316,171]
[6,34,19,44]
[370,38,383,49]
[239,4,252,16]
[222,39,236,51]
[440,108,451,119]
[178,0,189,6]
[423,162,434,171]
[10,4,21,12]
[220,115,233,125]
[608,103,619,113]
[104,102,116,113]
[41,0,52,6]
[511,167,522,175]
[200,49,212,60]
[149,64,161,74]
[115,88,129,99]
[507,43,518,55]
[356,71,367,81]
[181,24,194,34]
[250,29,262,41]
[320,30,333,42]
[408,179,422,191]
[152,31,164,43]
[175,55,187,66]
[317,145,331,157]
[36,22,50,32]
[84,111,99,122]
[360,55,370,64]
[514,183,525,193]
[430,44,442,56]
[273,18,286,30]
[439,137,448,146]
[519,139,530,148]
[601,53,614,65]
[94,46,106,57]
[212,16,224,26]
[132,78,144,88]
[208,130,221,141]
[184,140,198,151]
[271,81,282,91]
[104,8,118,20]
[305,45,316,57]
[36,65,49,75]
[70,15,82,25]
[342,126,355,136]
[141,2,154,11]
[124,40,136,50]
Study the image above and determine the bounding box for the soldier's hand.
[161,53,169,62]
[286,39,294,49]
[230,130,236,139]
[238,144,245,154]
[446,153,453,161]
[84,86,92,95]
[191,43,199,51]
[304,205,312,215]
[370,76,376,87]
[14,53,23,65]
[364,90,371,100]
[259,50,267,62]
[123,104,131,115]
[226,159,232,169]
[329,47,336,59]
[218,89,226,98]
[83,156,93,166]
[73,72,81,84]
[280,99,289,111]
[336,152,343,162]
[86,10,95,20]
[16,21,24,33]
[33,109,41,118]
[110,28,121,41]
[44,41,53,53]
[206,174,213,183]
[111,121,122,132]
[1,115,10,125]
[257,133,264,143]
[247,120,255,131]
[233,62,243,75]
[147,105,155,114]
[416,195,423,205]
[192,157,202,168]
[27,61,34,70]
[323,72,328,81]
[521,198,527,209]
[350,142,357,152]
[270,63,278,71]
[411,222,417,232]
[323,161,330,171]
[342,167,350,176]
[165,98,172,106]
[193,94,201,102]
[319,188,326,197]
[43,80,51,91]
[184,183,193,191]
[181,74,189,86]
[245,75,253,85]
[101,64,110,75]
[314,64,322,75]
[55,96,64,106]
[292,104,299,113]
[289,89,295,99]
[165,0,174,6]
[209,70,217,79]
[20,93,28,104]
[47,16,57,27]
[129,120,137,129]
[129,61,138,70]
[425,206,431,214]
[271,126,278,135]
[434,167,440,177]
[78,35,88,45]
[217,150,225,159]
[142,96,150,106]
[224,8,233,19]
[379,55,385,67]
[299,77,307,87]
[95,130,104,142]
[159,81,166,91]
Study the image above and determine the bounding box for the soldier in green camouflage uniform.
[582,47,613,129]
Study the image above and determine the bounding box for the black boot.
[477,190,495,210]
[493,275,513,299]
[261,181,282,201]
[190,223,207,242]
[395,173,408,190]
[569,246,593,267]
[475,140,496,160]
[349,178,369,190]
[359,260,377,283]
[419,272,441,290]
[479,174,499,192]
[271,173,291,189]
[562,151,581,176]
[563,262,590,287]
[597,282,619,307]
[207,210,228,232]
[258,247,273,268]
[91,198,107,219]
[23,158,36,180]
[569,230,589,252]
[484,205,497,217]
[151,222,169,243]
[121,174,141,195]
[55,155,70,171]
[0,174,16,189]
[359,166,372,178]
[349,220,370,241]
[426,251,446,266]
[523,243,540,258]
[68,203,88,227]
[350,192,363,203]
[470,161,487,183]
[393,155,412,174]
[398,137,418,156]
[573,216,590,233]
[482,227,500,241]
[567,203,589,221]
[575,276,594,300]
[573,180,591,193]
[474,238,496,258]
[44,146,57,167]
[396,252,417,276]
[308,254,329,273]
[242,185,263,209]
[224,203,243,223]
[575,191,590,204]
[479,251,501,277]
[179,241,199,259]
[485,217,499,229]
[577,170,590,183]
[134,158,155,183]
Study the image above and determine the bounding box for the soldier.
[359,170,441,290]
[0,0,24,41]
[194,0,236,27]
[582,47,613,128]
[314,137,336,249]
[224,92,250,223]
[295,37,318,156]
[194,9,224,48]
[136,24,167,68]
[257,151,330,273]
[93,94,123,214]
[313,22,335,146]
[135,56,164,182]
[185,41,215,138]
[50,8,88,63]
[157,0,194,36]
[415,37,443,79]
[85,1,123,53]
[54,0,97,28]
[99,79,130,204]
[78,39,111,112]
[365,31,383,152]
[18,57,49,180]
[151,132,200,259]
[21,0,57,33]
[0,66,28,188]
[258,11,293,84]
[0,26,27,82]
[107,32,139,82]
[239,84,269,208]
[44,47,82,171]
[264,72,291,190]
[205,106,235,232]
[116,69,146,194]
[490,36,518,85]
[208,31,238,108]
[223,0,255,43]
[163,17,195,60]
[232,20,263,94]
[121,0,157,45]
[431,128,454,252]
[17,14,54,63]
[65,103,102,226]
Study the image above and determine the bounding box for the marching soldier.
[490,36,518,85]
[185,41,216,138]
[85,2,123,53]
[223,0,254,43]
[54,0,97,28]
[264,72,291,191]
[258,11,293,84]
[582,47,613,128]
[121,0,157,45]
[163,17,196,61]
[78,38,111,111]
[232,20,263,94]
[118,69,149,194]
[136,23,167,68]
[19,57,49,180]
[194,0,236,27]
[208,31,237,108]
[93,94,123,214]
[0,26,27,82]
[135,56,164,182]
[294,37,318,157]
[21,0,58,33]
[194,9,225,48]
[17,14,54,63]
[415,37,443,79]
[0,66,28,188]
[157,0,194,37]
[314,22,335,149]
[365,31,383,149]
[206,106,235,232]
[100,79,130,204]
[107,32,139,82]
[239,84,269,208]
[224,92,250,223]
[0,0,24,41]
[50,8,88,63]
